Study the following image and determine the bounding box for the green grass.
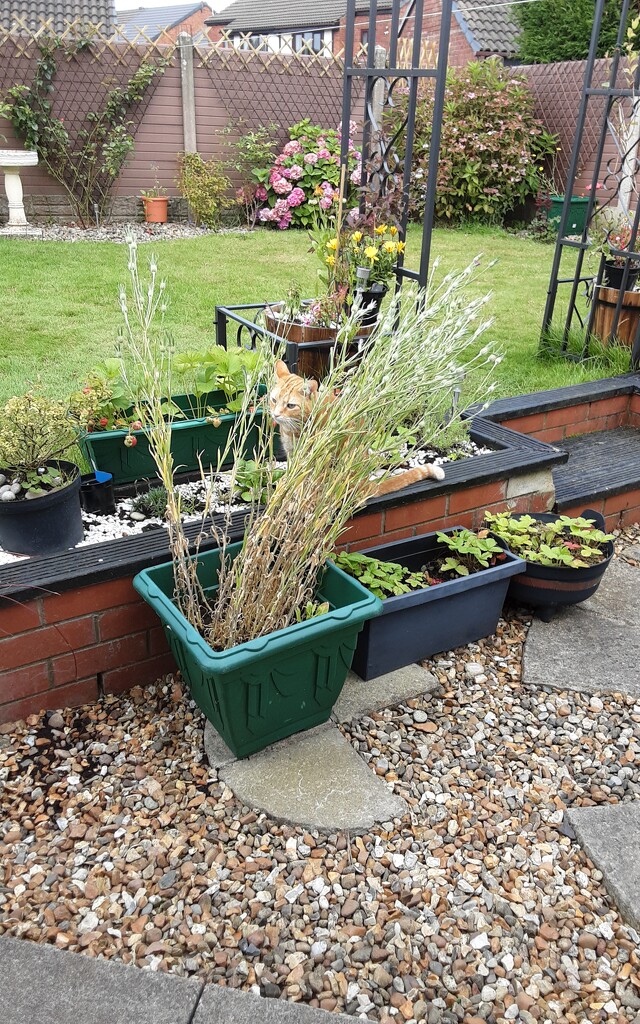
[0,224,632,404]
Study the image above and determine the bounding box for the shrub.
[177,151,233,229]
[516,0,624,64]
[252,118,362,229]
[399,59,556,223]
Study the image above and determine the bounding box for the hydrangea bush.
[253,118,362,229]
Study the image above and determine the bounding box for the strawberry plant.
[484,511,613,568]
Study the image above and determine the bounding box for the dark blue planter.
[350,527,525,680]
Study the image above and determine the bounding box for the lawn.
[0,223,630,405]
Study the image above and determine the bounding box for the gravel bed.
[1,530,640,1022]
[12,223,251,244]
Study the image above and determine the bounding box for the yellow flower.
[351,230,363,243]
[374,224,387,235]
[325,254,336,266]
[396,241,406,253]
[383,241,396,253]
[326,238,338,251]
[389,226,398,235]
[364,245,378,261]
[314,185,324,196]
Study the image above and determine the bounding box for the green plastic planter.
[547,195,589,235]
[79,390,263,485]
[133,542,382,758]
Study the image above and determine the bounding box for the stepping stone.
[523,558,640,697]
[567,802,640,931]
[219,725,407,831]
[195,983,355,1023]
[332,665,439,723]
[0,936,202,1024]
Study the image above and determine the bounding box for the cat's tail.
[372,463,445,497]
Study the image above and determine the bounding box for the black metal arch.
[339,0,453,290]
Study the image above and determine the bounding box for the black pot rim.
[0,460,80,516]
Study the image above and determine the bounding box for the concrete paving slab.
[567,802,640,931]
[333,665,439,723]
[0,936,202,1024]
[523,558,640,697]
[195,984,355,1024]
[220,725,407,831]
[204,721,237,769]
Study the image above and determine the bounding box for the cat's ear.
[303,379,318,397]
[274,359,290,380]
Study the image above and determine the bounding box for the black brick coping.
[475,372,640,422]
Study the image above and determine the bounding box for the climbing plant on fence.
[1,35,167,225]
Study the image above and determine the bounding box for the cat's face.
[269,360,317,434]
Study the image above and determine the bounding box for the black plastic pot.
[0,460,84,557]
[603,259,640,292]
[505,509,614,622]
[354,283,388,327]
[80,470,116,515]
[350,527,525,681]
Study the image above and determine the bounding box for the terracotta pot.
[142,196,168,224]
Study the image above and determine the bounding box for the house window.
[361,29,369,48]
[294,30,324,54]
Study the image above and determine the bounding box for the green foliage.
[173,344,261,413]
[335,551,428,599]
[232,458,285,505]
[484,511,613,568]
[68,359,131,432]
[516,0,625,64]
[132,486,168,518]
[2,38,164,225]
[0,389,77,472]
[395,59,556,224]
[177,151,233,229]
[436,529,504,576]
[294,600,330,622]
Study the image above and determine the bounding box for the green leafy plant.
[177,151,233,229]
[335,551,428,599]
[484,511,613,568]
[2,38,165,225]
[294,600,330,622]
[390,59,556,223]
[172,345,261,415]
[233,459,285,504]
[516,0,625,64]
[132,486,168,518]
[0,388,79,497]
[436,528,505,576]
[68,359,131,432]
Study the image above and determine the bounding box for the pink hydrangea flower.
[269,167,282,184]
[304,152,318,165]
[272,176,293,195]
[274,154,285,166]
[255,184,268,201]
[274,198,290,216]
[317,148,331,160]
[258,207,275,222]
[280,167,292,179]
[278,210,292,229]
[288,164,304,180]
[283,140,303,156]
[319,196,332,210]
[287,187,305,208]
[350,167,361,184]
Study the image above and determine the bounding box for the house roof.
[453,0,520,59]
[208,0,393,33]
[116,2,210,39]
[0,1,115,31]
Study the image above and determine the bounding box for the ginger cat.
[268,360,445,497]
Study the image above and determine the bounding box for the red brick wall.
[157,5,213,43]
[501,394,631,445]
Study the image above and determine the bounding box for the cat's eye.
[286,402,298,410]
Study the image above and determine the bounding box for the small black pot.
[0,460,84,557]
[603,259,640,292]
[351,283,388,328]
[80,470,116,515]
[505,509,614,622]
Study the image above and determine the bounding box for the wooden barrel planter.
[264,303,375,380]
[592,285,640,347]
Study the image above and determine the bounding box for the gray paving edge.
[0,936,355,1024]
[567,802,640,933]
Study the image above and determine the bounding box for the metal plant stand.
[541,0,640,368]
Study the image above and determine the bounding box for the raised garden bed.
[0,414,561,724]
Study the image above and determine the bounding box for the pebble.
[1,545,640,1020]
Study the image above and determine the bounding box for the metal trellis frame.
[541,0,640,368]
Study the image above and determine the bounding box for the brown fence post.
[178,32,197,153]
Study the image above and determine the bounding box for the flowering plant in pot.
[590,207,640,291]
[123,242,497,756]
[0,389,84,556]
[140,166,168,223]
